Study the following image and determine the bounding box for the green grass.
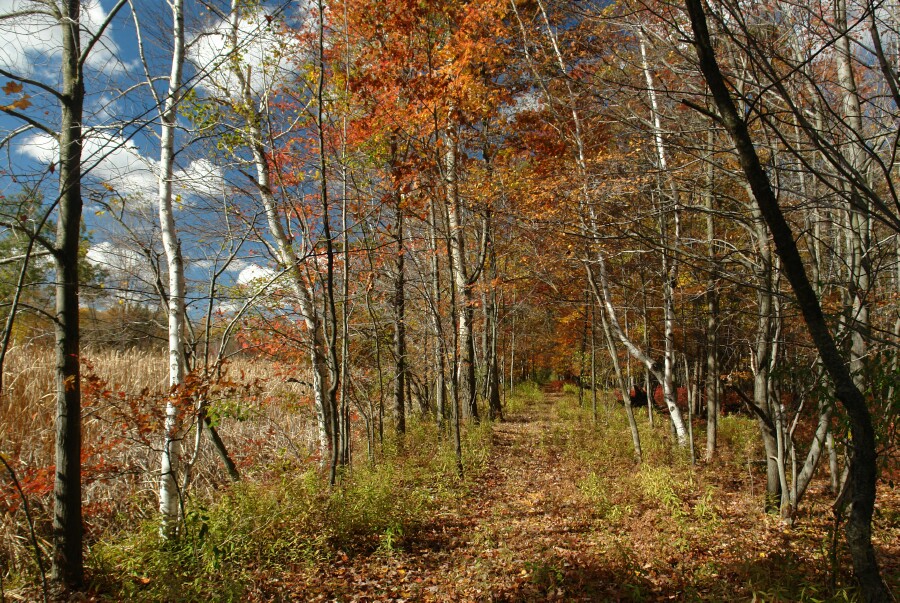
[548,389,874,602]
[717,414,763,467]
[505,381,542,414]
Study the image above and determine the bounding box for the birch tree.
[192,0,335,458]
[152,0,187,537]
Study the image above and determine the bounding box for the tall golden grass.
[0,344,321,581]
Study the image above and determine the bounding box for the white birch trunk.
[640,31,689,444]
[790,399,834,506]
[835,0,871,386]
[224,1,332,456]
[428,196,447,427]
[586,255,689,444]
[528,0,678,446]
[444,119,476,421]
[157,0,186,535]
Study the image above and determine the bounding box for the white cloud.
[237,263,277,287]
[21,131,156,195]
[86,240,143,275]
[0,0,129,78]
[88,93,122,125]
[174,158,223,199]
[84,133,157,193]
[188,10,302,99]
[19,131,223,201]
[195,257,252,273]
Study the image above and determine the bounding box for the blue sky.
[0,0,307,309]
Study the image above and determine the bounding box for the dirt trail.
[262,393,619,602]
[252,392,900,601]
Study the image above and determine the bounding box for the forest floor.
[248,390,900,602]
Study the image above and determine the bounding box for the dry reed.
[0,344,321,582]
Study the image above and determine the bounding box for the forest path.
[266,391,623,602]
[251,390,900,601]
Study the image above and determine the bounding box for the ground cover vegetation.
[0,0,898,600]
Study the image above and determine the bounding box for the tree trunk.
[586,254,688,444]
[226,1,333,459]
[428,195,447,429]
[751,212,780,511]
[834,0,871,389]
[314,0,343,486]
[156,0,186,537]
[705,129,719,461]
[597,294,642,462]
[485,235,503,421]
[641,274,654,427]
[641,30,689,445]
[339,33,352,467]
[590,298,598,423]
[443,168,463,473]
[791,399,834,506]
[393,190,406,436]
[53,0,84,586]
[444,118,478,423]
[685,4,890,597]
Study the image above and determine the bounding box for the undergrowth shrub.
[563,412,649,466]
[638,466,689,520]
[1,345,324,594]
[553,394,587,424]
[717,415,761,466]
[461,420,494,476]
[578,472,631,521]
[329,461,430,551]
[88,418,493,602]
[635,465,721,541]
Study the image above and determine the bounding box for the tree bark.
[444,118,478,423]
[704,129,719,461]
[315,0,343,486]
[485,223,503,421]
[596,292,642,462]
[641,31,689,444]
[393,188,406,436]
[427,195,447,429]
[52,0,85,586]
[586,253,688,444]
[834,0,871,388]
[224,0,333,459]
[156,0,186,537]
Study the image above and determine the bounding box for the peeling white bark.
[157,0,186,535]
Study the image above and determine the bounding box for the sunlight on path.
[257,390,895,601]
[275,392,632,602]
